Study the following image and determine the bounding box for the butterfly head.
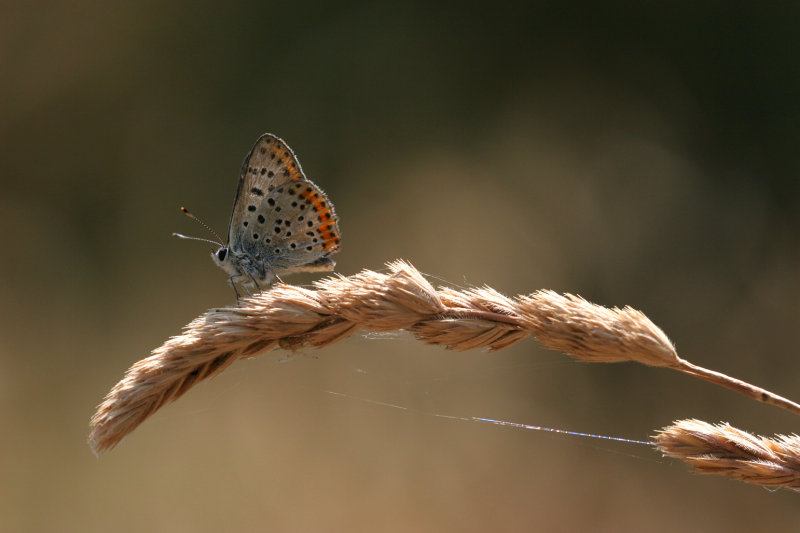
[211,246,235,272]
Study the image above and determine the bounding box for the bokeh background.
[2,2,799,531]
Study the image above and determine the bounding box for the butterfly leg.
[227,275,242,301]
[241,271,262,295]
[264,267,280,285]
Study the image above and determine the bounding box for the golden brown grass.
[89,260,800,491]
[655,420,800,490]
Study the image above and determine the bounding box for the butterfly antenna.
[178,206,225,244]
[172,233,222,246]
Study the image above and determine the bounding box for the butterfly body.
[213,133,341,294]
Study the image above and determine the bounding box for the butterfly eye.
[217,248,228,261]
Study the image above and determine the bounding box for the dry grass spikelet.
[655,419,800,490]
[517,290,680,367]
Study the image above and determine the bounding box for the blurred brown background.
[2,2,799,531]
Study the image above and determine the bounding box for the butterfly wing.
[228,133,340,277]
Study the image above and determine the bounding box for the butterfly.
[176,134,341,297]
